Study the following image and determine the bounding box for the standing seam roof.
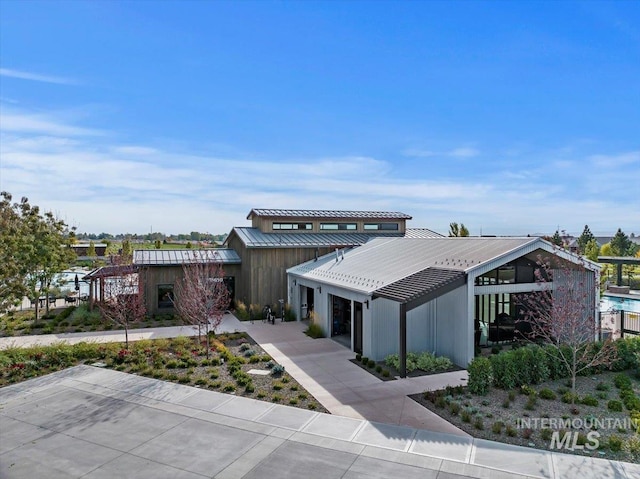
[133,249,241,265]
[247,209,412,220]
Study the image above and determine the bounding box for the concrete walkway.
[243,320,469,435]
[1,366,635,479]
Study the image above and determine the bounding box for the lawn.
[0,332,326,412]
[0,305,183,337]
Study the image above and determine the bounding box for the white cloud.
[0,109,103,137]
[0,68,78,85]
[1,107,638,236]
[447,147,479,158]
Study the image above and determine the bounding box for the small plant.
[570,406,580,415]
[608,435,623,452]
[608,400,624,412]
[195,378,207,386]
[521,428,533,439]
[449,402,461,415]
[223,382,236,392]
[367,359,376,368]
[539,388,556,400]
[256,392,266,399]
[562,392,579,404]
[508,391,516,401]
[244,383,255,393]
[271,364,285,376]
[382,370,390,377]
[614,373,632,390]
[596,382,610,391]
[289,398,298,405]
[355,353,362,362]
[506,425,517,437]
[524,396,537,411]
[271,394,282,403]
[308,403,317,410]
[298,393,308,400]
[580,395,599,407]
[540,428,553,441]
[289,384,299,391]
[473,417,484,430]
[596,392,608,400]
[361,357,369,364]
[375,365,382,373]
[502,399,510,409]
[492,421,504,434]
[520,385,536,396]
[461,410,472,423]
[435,396,447,408]
[272,381,284,391]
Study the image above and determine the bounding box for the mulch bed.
[349,358,464,381]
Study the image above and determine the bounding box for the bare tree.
[97,262,146,349]
[173,251,230,358]
[516,250,616,402]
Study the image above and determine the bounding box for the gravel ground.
[410,370,639,464]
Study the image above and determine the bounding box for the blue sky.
[1,1,638,236]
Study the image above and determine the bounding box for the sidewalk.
[1,365,635,479]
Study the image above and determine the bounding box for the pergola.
[372,267,466,377]
[598,256,640,286]
[83,264,139,310]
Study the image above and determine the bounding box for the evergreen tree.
[585,239,599,262]
[577,225,595,254]
[87,240,97,257]
[551,230,563,247]
[610,228,632,256]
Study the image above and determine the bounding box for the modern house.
[224,209,441,308]
[287,236,599,371]
[133,249,241,316]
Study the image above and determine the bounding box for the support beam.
[617,263,623,286]
[399,303,407,378]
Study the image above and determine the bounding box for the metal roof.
[247,208,412,220]
[133,249,241,265]
[373,268,466,309]
[404,228,444,238]
[229,227,404,248]
[287,237,538,293]
[83,264,138,280]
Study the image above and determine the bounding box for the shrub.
[540,428,553,441]
[467,357,492,395]
[524,396,537,411]
[508,390,516,401]
[239,343,251,351]
[596,392,608,400]
[243,349,256,358]
[375,365,382,373]
[382,370,390,378]
[244,383,255,393]
[473,417,484,430]
[195,378,207,386]
[506,425,517,437]
[614,373,632,390]
[298,393,308,400]
[355,354,362,362]
[520,385,537,397]
[367,359,376,368]
[271,394,282,403]
[492,421,504,434]
[521,428,533,439]
[624,435,640,455]
[223,382,236,392]
[362,357,370,365]
[304,322,325,339]
[502,399,510,409]
[308,403,317,410]
[289,398,298,405]
[461,410,472,423]
[272,381,284,391]
[581,395,599,407]
[490,353,519,389]
[608,435,623,452]
[596,382,610,391]
[539,388,556,400]
[449,402,461,415]
[562,392,579,404]
[271,364,285,376]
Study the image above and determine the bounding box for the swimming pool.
[600,294,640,313]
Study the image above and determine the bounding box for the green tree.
[12,195,76,319]
[87,241,97,257]
[186,241,193,249]
[585,238,599,262]
[0,192,29,311]
[577,225,595,254]
[121,239,133,259]
[449,222,469,237]
[154,239,162,249]
[610,228,632,256]
[600,243,613,257]
[551,230,563,247]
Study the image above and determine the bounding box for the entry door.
[354,301,363,354]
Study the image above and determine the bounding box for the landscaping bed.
[350,351,462,381]
[411,371,639,463]
[0,332,326,413]
[0,305,183,337]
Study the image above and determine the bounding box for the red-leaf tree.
[173,251,230,358]
[515,249,616,402]
[97,262,146,349]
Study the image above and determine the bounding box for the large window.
[320,223,357,231]
[364,223,399,231]
[158,284,174,309]
[476,293,511,324]
[272,222,312,230]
